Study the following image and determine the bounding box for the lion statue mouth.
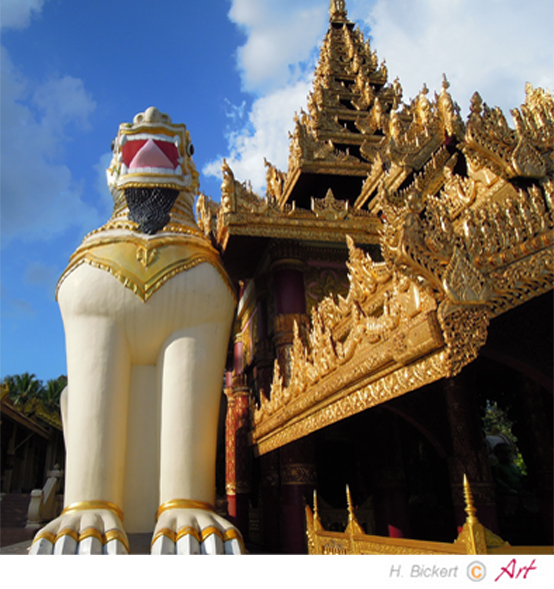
[107,106,198,199]
[125,186,179,234]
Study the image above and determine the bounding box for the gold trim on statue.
[176,526,201,543]
[31,530,57,546]
[200,526,224,542]
[56,528,80,543]
[223,528,244,543]
[155,498,216,521]
[151,527,177,546]
[79,527,104,544]
[104,529,130,553]
[61,500,124,522]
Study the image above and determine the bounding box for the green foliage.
[41,375,67,412]
[3,372,43,406]
[482,399,527,475]
[2,372,66,414]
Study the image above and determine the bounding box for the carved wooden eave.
[250,84,554,456]
[1,386,62,433]
[197,160,382,250]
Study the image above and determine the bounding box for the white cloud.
[361,0,554,115]
[0,47,100,245]
[0,0,48,30]
[204,81,311,192]
[204,0,329,192]
[228,0,328,94]
[33,76,96,131]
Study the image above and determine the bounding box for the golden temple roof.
[196,1,554,454]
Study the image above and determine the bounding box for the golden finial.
[345,484,364,535]
[346,484,354,514]
[463,474,478,525]
[330,0,347,19]
[313,489,323,531]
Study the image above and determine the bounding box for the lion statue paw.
[29,502,129,555]
[151,500,245,555]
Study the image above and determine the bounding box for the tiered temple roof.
[197,1,554,456]
[278,1,398,208]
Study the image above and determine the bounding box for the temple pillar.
[443,376,500,533]
[270,243,308,387]
[225,375,251,538]
[280,438,316,554]
[252,277,274,403]
[224,377,236,516]
[224,321,252,538]
[269,242,313,553]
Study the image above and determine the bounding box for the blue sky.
[1,0,553,383]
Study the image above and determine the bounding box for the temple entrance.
[312,398,456,542]
[469,358,553,546]
[475,290,553,546]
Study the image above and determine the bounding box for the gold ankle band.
[61,500,124,522]
[156,498,215,521]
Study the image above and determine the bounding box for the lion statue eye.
[187,143,194,157]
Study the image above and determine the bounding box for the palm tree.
[39,376,67,413]
[3,372,44,407]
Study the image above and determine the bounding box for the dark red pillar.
[225,375,251,538]
[280,439,316,553]
[224,316,252,538]
[269,244,313,553]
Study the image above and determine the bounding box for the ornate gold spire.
[274,0,396,209]
[463,474,478,525]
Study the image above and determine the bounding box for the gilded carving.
[220,1,554,456]
[195,192,219,237]
[281,463,317,485]
[464,85,554,181]
[251,159,553,451]
[311,189,349,220]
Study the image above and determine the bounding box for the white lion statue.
[30,107,243,555]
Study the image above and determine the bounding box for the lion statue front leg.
[30,107,243,555]
[152,316,245,555]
